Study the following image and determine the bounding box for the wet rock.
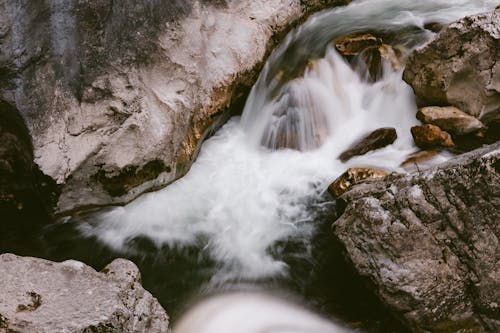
[333,142,500,332]
[351,46,383,82]
[423,22,445,33]
[0,0,349,215]
[411,124,454,149]
[339,127,397,162]
[328,167,388,197]
[0,253,169,332]
[417,106,484,135]
[334,33,382,56]
[404,8,500,126]
[400,150,440,168]
[378,44,404,71]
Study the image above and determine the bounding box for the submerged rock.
[328,167,388,197]
[404,8,500,126]
[417,106,484,135]
[333,143,500,332]
[411,124,454,149]
[261,85,329,151]
[0,254,169,332]
[400,149,440,169]
[0,0,350,215]
[339,127,397,162]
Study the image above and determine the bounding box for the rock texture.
[0,0,350,215]
[0,254,169,332]
[417,106,484,136]
[411,124,454,149]
[403,8,500,126]
[328,167,387,197]
[333,142,500,332]
[338,127,397,162]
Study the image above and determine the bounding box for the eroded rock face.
[0,0,350,215]
[0,254,169,333]
[333,143,500,332]
[403,8,500,125]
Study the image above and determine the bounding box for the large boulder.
[332,142,500,332]
[403,8,500,126]
[0,0,350,215]
[0,254,169,332]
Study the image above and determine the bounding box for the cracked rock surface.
[0,254,169,333]
[333,142,500,332]
[403,7,499,126]
[0,0,349,215]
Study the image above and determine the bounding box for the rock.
[0,0,350,215]
[411,124,454,149]
[328,167,388,197]
[339,127,397,162]
[0,254,169,332]
[332,142,500,332]
[403,8,500,126]
[417,106,484,135]
[378,44,404,71]
[423,22,445,33]
[334,33,382,56]
[400,149,440,168]
[0,100,58,227]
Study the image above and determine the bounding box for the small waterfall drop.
[78,0,497,290]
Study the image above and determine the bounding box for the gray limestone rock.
[0,254,169,333]
[332,142,500,332]
[403,8,500,126]
[0,0,349,216]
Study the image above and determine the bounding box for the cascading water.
[69,0,497,329]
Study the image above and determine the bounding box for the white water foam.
[79,0,497,284]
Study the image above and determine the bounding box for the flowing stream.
[9,0,498,332]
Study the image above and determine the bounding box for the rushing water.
[79,0,496,281]
[4,0,498,332]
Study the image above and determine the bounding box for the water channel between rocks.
[2,0,498,332]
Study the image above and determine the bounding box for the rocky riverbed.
[0,2,499,333]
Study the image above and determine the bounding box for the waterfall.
[78,0,497,301]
